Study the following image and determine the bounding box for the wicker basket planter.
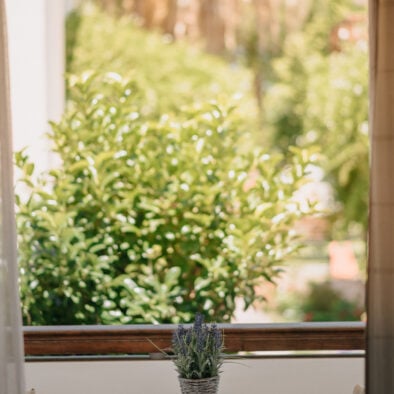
[178,376,220,394]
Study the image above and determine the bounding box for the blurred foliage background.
[276,280,364,322]
[68,0,368,236]
[16,0,368,324]
[66,5,258,130]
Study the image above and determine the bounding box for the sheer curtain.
[0,0,26,393]
[367,0,394,392]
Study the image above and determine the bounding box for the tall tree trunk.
[253,0,272,53]
[122,0,135,14]
[161,0,178,36]
[198,0,226,54]
[131,0,143,14]
[97,0,118,14]
[222,0,239,51]
[142,0,157,29]
[131,0,156,28]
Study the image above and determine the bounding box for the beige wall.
[26,357,364,394]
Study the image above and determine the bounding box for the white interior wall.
[25,358,364,394]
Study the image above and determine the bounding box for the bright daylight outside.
[9,0,368,329]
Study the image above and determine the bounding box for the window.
[10,0,368,329]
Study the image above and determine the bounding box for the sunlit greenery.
[66,5,258,131]
[16,72,315,325]
[264,2,368,235]
[16,1,368,325]
[277,280,363,322]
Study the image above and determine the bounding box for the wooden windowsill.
[24,322,365,356]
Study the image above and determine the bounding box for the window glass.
[11,0,368,326]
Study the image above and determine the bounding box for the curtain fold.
[0,0,26,393]
[367,0,394,392]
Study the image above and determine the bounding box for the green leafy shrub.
[66,4,257,130]
[17,72,315,325]
[264,11,368,234]
[302,281,362,322]
[278,281,363,322]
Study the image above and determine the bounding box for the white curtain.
[0,0,26,393]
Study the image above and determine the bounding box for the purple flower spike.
[172,313,224,380]
[193,312,204,332]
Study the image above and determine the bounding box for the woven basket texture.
[178,376,219,394]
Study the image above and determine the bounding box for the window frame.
[14,3,367,362]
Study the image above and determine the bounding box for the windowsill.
[23,321,365,356]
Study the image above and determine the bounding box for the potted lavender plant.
[172,313,223,394]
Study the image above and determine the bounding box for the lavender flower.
[193,312,204,332]
[172,313,224,379]
[210,324,222,349]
